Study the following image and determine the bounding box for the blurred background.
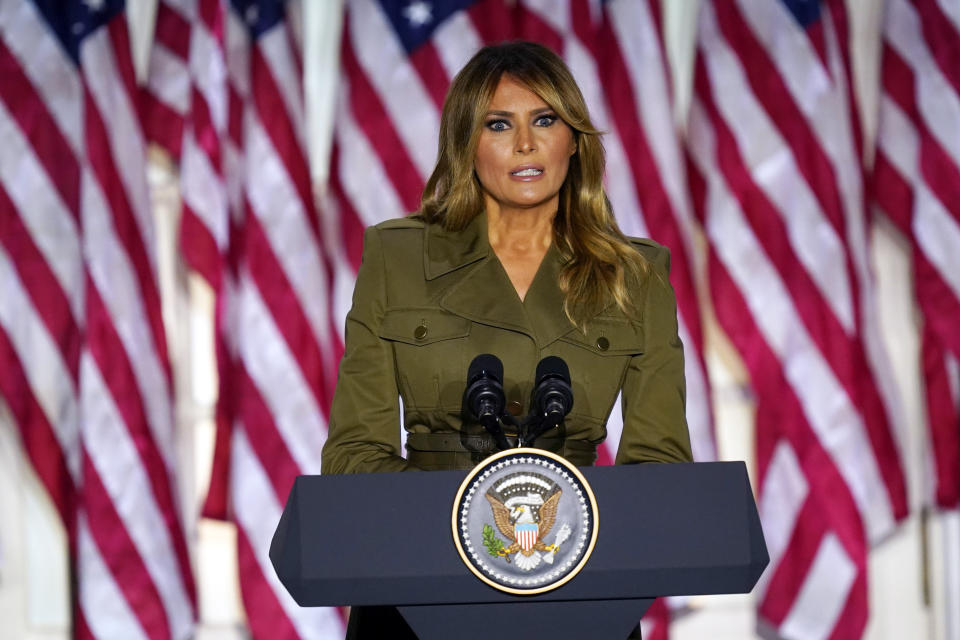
[1,0,958,638]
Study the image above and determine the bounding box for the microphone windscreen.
[535,355,570,383]
[468,354,503,384]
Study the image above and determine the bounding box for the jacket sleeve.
[615,244,694,464]
[321,227,418,473]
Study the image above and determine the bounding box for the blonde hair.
[419,41,649,329]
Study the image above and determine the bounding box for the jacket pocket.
[557,316,643,356]
[552,317,643,426]
[379,308,471,409]
[379,308,471,345]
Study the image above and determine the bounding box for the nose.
[515,125,535,154]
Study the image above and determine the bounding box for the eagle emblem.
[483,472,572,571]
[452,448,598,594]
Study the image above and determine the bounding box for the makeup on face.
[474,75,576,218]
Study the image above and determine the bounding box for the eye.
[534,114,557,127]
[485,119,510,132]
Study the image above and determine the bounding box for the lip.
[509,164,545,181]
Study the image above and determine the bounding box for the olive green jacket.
[321,212,692,473]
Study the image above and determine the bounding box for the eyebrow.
[484,107,556,117]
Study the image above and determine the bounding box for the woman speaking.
[322,40,691,475]
[322,38,693,640]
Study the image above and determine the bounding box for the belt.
[405,432,598,470]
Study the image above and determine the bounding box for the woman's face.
[474,74,576,217]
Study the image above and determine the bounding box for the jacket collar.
[423,212,488,280]
[426,213,579,347]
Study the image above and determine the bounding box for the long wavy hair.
[419,41,649,329]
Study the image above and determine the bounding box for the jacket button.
[414,325,428,340]
[507,401,522,416]
[596,336,610,351]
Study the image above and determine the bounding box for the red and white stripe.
[144,1,345,637]
[686,1,909,637]
[516,526,538,552]
[1,1,196,638]
[143,0,193,158]
[873,0,960,509]
[0,0,83,532]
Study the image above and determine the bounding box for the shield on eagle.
[515,522,538,552]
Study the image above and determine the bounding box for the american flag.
[686,0,910,638]
[0,0,196,638]
[873,0,960,510]
[144,0,346,638]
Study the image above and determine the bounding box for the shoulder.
[365,216,426,253]
[627,236,671,273]
[359,217,432,288]
[373,215,425,232]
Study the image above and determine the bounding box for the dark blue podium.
[270,462,768,639]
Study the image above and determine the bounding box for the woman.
[322,41,691,475]
[324,40,693,639]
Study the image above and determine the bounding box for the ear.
[569,136,578,157]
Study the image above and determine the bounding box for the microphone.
[465,354,510,450]
[522,356,573,446]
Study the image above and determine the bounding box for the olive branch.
[481,524,506,557]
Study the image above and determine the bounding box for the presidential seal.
[452,448,598,595]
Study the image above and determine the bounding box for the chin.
[507,192,559,209]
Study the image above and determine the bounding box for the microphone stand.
[480,412,512,451]
[474,406,566,451]
[519,413,563,448]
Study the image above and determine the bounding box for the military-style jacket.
[320,212,693,473]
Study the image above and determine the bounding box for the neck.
[485,200,556,256]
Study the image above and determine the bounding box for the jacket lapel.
[427,213,531,335]
[441,256,533,335]
[423,213,488,280]
[521,242,580,347]
[425,213,580,346]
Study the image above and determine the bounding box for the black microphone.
[465,354,510,450]
[522,356,573,446]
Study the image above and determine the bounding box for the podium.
[270,461,768,639]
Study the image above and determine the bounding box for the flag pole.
[944,509,960,640]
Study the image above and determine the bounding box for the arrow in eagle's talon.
[551,523,572,552]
